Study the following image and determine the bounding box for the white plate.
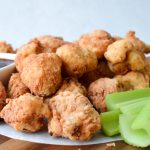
[0,63,122,145]
[0,54,150,145]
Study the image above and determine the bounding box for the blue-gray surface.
[0,123,121,145]
[0,0,150,48]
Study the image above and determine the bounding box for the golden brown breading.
[21,53,62,96]
[56,43,97,77]
[0,41,13,53]
[56,78,87,96]
[127,50,145,71]
[145,57,150,78]
[144,45,150,53]
[0,93,51,132]
[125,31,150,53]
[105,39,146,74]
[88,78,118,112]
[108,50,146,75]
[78,30,114,59]
[80,60,114,87]
[116,71,149,90]
[15,40,43,72]
[108,61,128,75]
[47,91,100,140]
[104,39,134,64]
[0,81,7,111]
[31,35,65,53]
[8,73,30,99]
[125,31,145,51]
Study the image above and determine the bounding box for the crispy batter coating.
[78,30,114,59]
[88,78,118,112]
[144,45,150,53]
[56,78,87,96]
[126,31,150,53]
[125,31,145,51]
[108,50,146,75]
[21,53,62,96]
[127,50,145,71]
[0,41,13,53]
[56,43,97,77]
[104,39,134,64]
[48,91,100,140]
[0,81,7,111]
[15,40,43,72]
[0,93,51,132]
[116,71,149,90]
[108,61,128,75]
[8,73,30,99]
[145,57,150,78]
[80,60,114,87]
[105,39,146,74]
[31,35,65,53]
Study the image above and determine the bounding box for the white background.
[0,0,150,48]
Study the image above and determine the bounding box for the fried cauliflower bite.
[0,81,7,111]
[31,35,65,53]
[56,78,87,96]
[125,31,150,53]
[15,40,43,72]
[80,60,114,87]
[0,41,13,53]
[8,73,30,99]
[47,91,100,141]
[56,43,97,77]
[108,50,146,75]
[105,39,146,74]
[78,30,114,59]
[116,71,149,91]
[0,93,51,132]
[88,78,118,112]
[104,39,134,64]
[21,53,62,97]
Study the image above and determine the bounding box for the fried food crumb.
[106,142,116,147]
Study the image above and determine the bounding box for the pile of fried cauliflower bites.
[0,30,150,141]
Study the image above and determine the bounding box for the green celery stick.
[119,115,150,147]
[106,88,150,111]
[120,99,150,115]
[132,101,150,136]
[101,110,120,136]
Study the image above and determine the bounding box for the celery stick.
[119,115,150,147]
[113,97,150,110]
[101,110,120,136]
[106,88,150,110]
[132,101,150,136]
[120,99,150,115]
